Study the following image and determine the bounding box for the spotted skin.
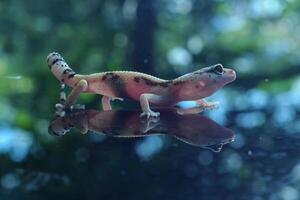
[47,52,236,117]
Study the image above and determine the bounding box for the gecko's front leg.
[196,99,219,109]
[102,96,112,110]
[139,93,161,118]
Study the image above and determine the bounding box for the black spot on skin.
[111,74,120,81]
[105,72,114,76]
[103,72,119,81]
[68,73,76,79]
[194,72,203,75]
[141,77,170,87]
[63,69,73,74]
[173,80,185,86]
[134,77,140,83]
[159,81,171,87]
[195,85,199,88]
[61,79,65,83]
[52,58,64,66]
[102,74,130,98]
[208,74,211,78]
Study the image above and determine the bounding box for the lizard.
[47,52,236,117]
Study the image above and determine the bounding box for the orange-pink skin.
[57,67,236,107]
[47,52,236,107]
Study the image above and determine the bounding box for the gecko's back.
[83,71,172,101]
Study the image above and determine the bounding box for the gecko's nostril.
[213,64,224,75]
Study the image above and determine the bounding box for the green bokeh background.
[1,0,300,199]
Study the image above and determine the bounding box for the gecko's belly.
[87,81,116,97]
[125,84,173,106]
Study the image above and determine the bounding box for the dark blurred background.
[1,0,300,199]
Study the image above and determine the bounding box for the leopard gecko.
[47,52,236,117]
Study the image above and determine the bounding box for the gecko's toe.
[55,103,66,117]
[204,101,219,109]
[55,103,65,110]
[140,110,160,118]
[110,97,124,101]
[55,110,66,117]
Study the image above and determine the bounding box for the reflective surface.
[48,108,235,152]
[2,103,300,199]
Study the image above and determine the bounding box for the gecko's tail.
[46,52,77,83]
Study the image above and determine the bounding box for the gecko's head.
[46,52,76,82]
[193,64,236,96]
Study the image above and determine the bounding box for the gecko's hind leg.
[65,79,88,109]
[139,93,161,118]
[102,96,112,111]
[101,96,124,111]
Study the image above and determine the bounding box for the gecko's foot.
[140,110,160,118]
[176,107,204,115]
[140,117,160,133]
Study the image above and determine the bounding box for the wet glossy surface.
[2,100,300,199]
[48,108,235,152]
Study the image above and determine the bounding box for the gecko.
[47,52,236,117]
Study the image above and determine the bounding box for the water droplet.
[248,150,252,156]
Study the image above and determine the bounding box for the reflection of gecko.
[48,109,235,152]
[47,52,236,117]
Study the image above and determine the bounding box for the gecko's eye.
[213,64,224,75]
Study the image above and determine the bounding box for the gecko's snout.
[47,52,64,68]
[224,69,236,83]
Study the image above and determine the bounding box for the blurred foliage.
[1,0,300,199]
